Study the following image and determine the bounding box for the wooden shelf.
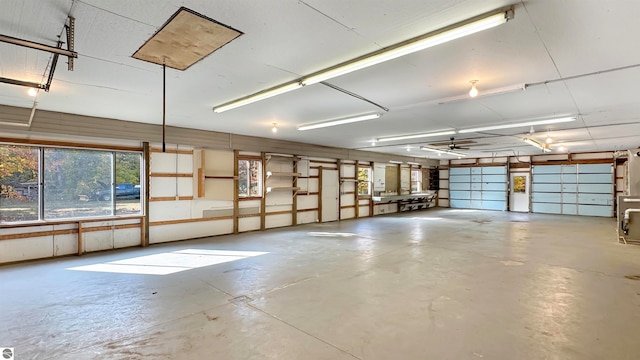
[267,172,301,178]
[204,175,237,180]
[267,186,300,192]
[340,178,359,183]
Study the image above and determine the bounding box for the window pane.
[249,160,262,197]
[115,152,142,215]
[411,170,421,192]
[0,145,39,223]
[238,160,249,197]
[44,148,112,219]
[357,168,370,195]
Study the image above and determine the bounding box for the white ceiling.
[1,0,640,158]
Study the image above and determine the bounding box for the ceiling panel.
[1,0,640,159]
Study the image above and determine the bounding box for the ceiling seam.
[520,1,590,143]
[75,0,156,28]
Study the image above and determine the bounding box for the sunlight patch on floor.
[67,249,268,275]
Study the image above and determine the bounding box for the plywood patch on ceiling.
[132,7,243,70]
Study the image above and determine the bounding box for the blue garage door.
[531,164,613,217]
[449,166,507,211]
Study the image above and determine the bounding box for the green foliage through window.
[0,143,142,223]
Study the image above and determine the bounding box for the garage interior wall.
[0,106,438,264]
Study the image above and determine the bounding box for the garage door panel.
[482,167,507,175]
[450,191,471,200]
[532,203,562,214]
[482,200,506,210]
[483,174,506,182]
[579,183,612,193]
[483,182,507,191]
[579,164,612,174]
[532,163,613,218]
[482,191,506,201]
[450,175,470,183]
[579,204,612,217]
[450,168,470,175]
[450,199,471,208]
[450,182,471,190]
[533,174,562,183]
[533,165,562,174]
[579,173,612,184]
[449,166,507,211]
[578,193,613,205]
[534,183,562,192]
[562,193,577,203]
[532,192,561,203]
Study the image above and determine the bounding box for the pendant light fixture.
[469,80,479,98]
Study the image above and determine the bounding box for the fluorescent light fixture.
[458,117,576,134]
[523,137,551,152]
[420,146,466,157]
[377,130,456,142]
[389,160,403,164]
[406,162,421,165]
[212,7,513,112]
[213,82,302,113]
[302,9,513,86]
[297,113,381,131]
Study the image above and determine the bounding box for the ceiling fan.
[428,137,472,151]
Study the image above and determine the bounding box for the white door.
[321,168,339,222]
[510,172,530,212]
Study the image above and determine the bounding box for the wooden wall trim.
[0,136,141,152]
[149,196,194,201]
[149,216,234,226]
[149,172,193,177]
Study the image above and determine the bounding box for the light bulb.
[406,147,411,152]
[28,88,37,97]
[558,144,565,151]
[371,141,376,146]
[469,80,478,98]
[271,123,278,133]
[546,136,552,144]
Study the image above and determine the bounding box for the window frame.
[237,156,264,199]
[357,166,372,196]
[0,141,143,225]
[411,168,422,193]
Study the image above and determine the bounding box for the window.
[0,145,39,222]
[357,167,371,195]
[238,159,262,198]
[0,143,142,224]
[411,169,422,193]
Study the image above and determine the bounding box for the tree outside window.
[411,169,421,193]
[357,167,371,195]
[0,143,142,223]
[238,159,262,197]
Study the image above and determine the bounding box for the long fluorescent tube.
[297,113,381,131]
[212,7,513,112]
[458,117,576,134]
[302,9,513,86]
[213,82,302,113]
[523,137,551,152]
[420,146,466,157]
[388,160,403,164]
[377,130,456,142]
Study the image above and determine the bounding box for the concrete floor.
[2,209,640,359]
